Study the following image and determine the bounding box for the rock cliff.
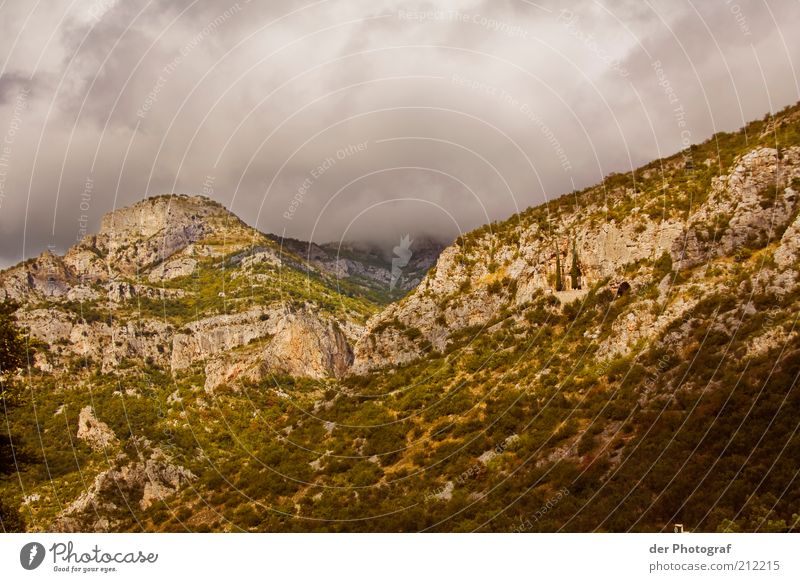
[352,146,800,372]
[0,194,399,387]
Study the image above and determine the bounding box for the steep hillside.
[353,110,800,372]
[2,197,376,385]
[2,104,800,533]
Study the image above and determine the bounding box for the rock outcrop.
[675,147,800,268]
[90,195,242,275]
[264,309,353,379]
[170,307,284,371]
[775,212,800,268]
[203,352,265,392]
[147,257,197,282]
[181,307,356,388]
[53,443,196,532]
[18,309,174,374]
[0,251,76,302]
[595,295,698,359]
[77,406,118,451]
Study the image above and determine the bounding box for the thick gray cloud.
[0,0,798,267]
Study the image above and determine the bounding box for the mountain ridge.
[2,102,800,532]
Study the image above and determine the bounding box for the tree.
[0,300,25,396]
[0,300,27,532]
[570,236,582,290]
[554,240,564,292]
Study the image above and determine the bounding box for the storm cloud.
[0,0,798,267]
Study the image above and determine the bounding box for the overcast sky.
[0,0,798,267]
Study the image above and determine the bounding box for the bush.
[577,431,598,456]
[0,498,24,532]
[562,300,581,321]
[652,252,673,281]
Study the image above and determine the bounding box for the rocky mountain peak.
[97,194,233,238]
[89,194,247,275]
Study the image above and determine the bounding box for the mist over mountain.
[2,0,800,268]
[1,104,799,532]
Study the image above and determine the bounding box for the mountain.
[273,235,446,304]
[0,194,384,381]
[2,103,800,533]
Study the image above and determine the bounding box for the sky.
[0,0,798,267]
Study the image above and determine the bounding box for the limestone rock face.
[236,248,282,269]
[352,146,800,373]
[138,449,197,510]
[66,285,99,302]
[674,147,800,268]
[264,310,353,379]
[15,300,355,383]
[203,353,265,392]
[170,307,284,371]
[148,257,197,282]
[775,211,800,268]
[169,306,354,384]
[0,251,76,302]
[17,309,74,346]
[203,328,358,391]
[351,323,425,375]
[77,406,118,451]
[596,296,697,359]
[93,195,238,275]
[106,280,186,303]
[63,244,108,281]
[53,443,196,532]
[351,214,684,372]
[17,309,173,373]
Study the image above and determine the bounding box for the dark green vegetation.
[0,301,27,531]
[2,103,800,532]
[7,262,797,532]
